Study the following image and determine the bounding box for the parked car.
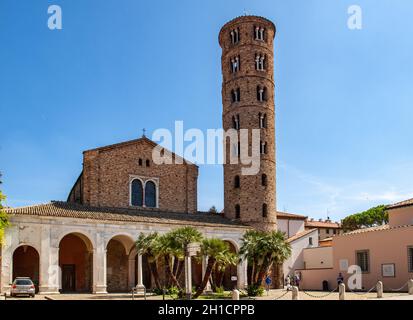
[10,277,36,298]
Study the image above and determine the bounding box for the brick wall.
[219,16,277,231]
[80,137,198,213]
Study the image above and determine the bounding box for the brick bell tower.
[219,16,277,231]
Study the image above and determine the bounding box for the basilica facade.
[1,15,280,294]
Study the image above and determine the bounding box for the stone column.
[0,235,13,293]
[184,255,192,299]
[39,226,60,294]
[237,259,248,289]
[339,283,346,300]
[93,233,107,294]
[135,254,145,290]
[376,281,383,298]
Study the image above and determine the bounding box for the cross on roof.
[142,128,146,137]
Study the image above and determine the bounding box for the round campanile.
[219,16,277,231]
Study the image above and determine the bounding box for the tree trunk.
[193,257,216,299]
[255,257,271,287]
[172,256,179,276]
[165,255,181,289]
[175,260,184,281]
[148,258,162,289]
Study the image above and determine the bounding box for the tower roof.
[219,15,276,43]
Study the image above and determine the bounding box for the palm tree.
[168,227,203,283]
[153,233,182,289]
[193,238,231,299]
[239,230,291,288]
[212,250,238,290]
[135,232,162,289]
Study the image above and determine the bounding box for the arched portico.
[106,234,135,292]
[12,245,40,293]
[59,232,94,293]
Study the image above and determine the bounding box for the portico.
[1,202,249,294]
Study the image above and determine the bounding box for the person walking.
[337,272,344,285]
[294,274,301,289]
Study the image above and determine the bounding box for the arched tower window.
[230,56,240,73]
[146,159,150,167]
[131,179,143,206]
[144,181,157,208]
[260,141,267,154]
[262,203,268,217]
[254,26,265,41]
[232,115,240,130]
[235,204,240,219]
[138,158,143,166]
[231,88,241,103]
[255,54,266,71]
[261,174,267,186]
[259,113,267,129]
[257,86,267,102]
[230,28,240,44]
[234,175,240,188]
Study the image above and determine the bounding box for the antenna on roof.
[142,128,146,137]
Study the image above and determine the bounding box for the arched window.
[254,26,265,41]
[262,203,268,217]
[231,88,240,103]
[259,113,267,129]
[138,158,143,166]
[260,141,267,154]
[257,86,267,102]
[146,159,150,167]
[235,204,240,219]
[255,54,266,71]
[145,181,157,208]
[262,174,267,186]
[230,56,240,73]
[232,115,240,130]
[234,175,240,188]
[131,179,143,206]
[230,28,240,44]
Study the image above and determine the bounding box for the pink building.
[300,199,413,291]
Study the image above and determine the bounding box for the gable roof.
[305,220,341,229]
[387,198,413,210]
[83,136,197,167]
[276,211,307,220]
[341,223,413,236]
[5,202,248,229]
[286,228,317,243]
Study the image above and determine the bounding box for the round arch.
[221,240,239,290]
[106,234,135,293]
[58,232,94,293]
[12,245,40,293]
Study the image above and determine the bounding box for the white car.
[10,277,36,298]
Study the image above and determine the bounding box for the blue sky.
[1,0,413,221]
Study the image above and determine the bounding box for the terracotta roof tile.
[387,198,413,210]
[5,202,249,229]
[341,223,413,236]
[276,211,307,220]
[286,229,317,243]
[305,220,341,229]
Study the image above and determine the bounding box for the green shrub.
[247,284,264,297]
[152,287,164,295]
[167,286,180,295]
[215,286,225,294]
